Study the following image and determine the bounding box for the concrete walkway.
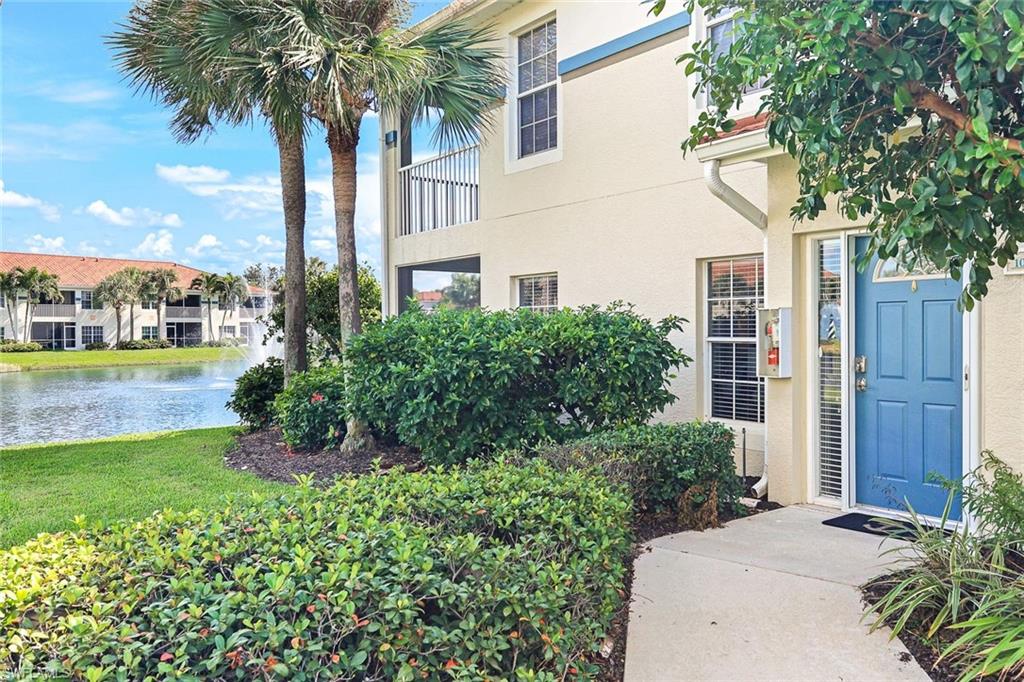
[625,505,928,681]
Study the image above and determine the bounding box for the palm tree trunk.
[220,306,229,341]
[115,309,123,345]
[130,304,136,341]
[157,299,165,341]
[6,299,19,342]
[277,128,308,384]
[23,302,32,342]
[328,122,374,454]
[327,123,362,345]
[207,299,214,343]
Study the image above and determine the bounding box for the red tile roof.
[702,113,770,143]
[416,290,444,303]
[2,251,210,290]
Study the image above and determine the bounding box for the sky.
[0,0,449,277]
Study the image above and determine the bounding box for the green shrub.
[274,363,348,450]
[226,357,284,430]
[84,341,109,350]
[0,460,632,680]
[537,421,742,515]
[201,338,242,348]
[0,342,43,353]
[346,304,689,464]
[116,339,172,350]
[864,452,1024,680]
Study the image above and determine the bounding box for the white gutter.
[704,159,770,499]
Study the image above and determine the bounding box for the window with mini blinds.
[707,257,765,423]
[516,19,557,158]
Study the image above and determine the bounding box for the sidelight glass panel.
[817,238,844,499]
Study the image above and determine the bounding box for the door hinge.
[964,365,969,392]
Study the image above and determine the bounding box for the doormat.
[821,512,950,540]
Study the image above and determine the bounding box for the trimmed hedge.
[226,357,284,430]
[0,460,632,680]
[536,421,742,515]
[84,341,110,350]
[116,339,172,350]
[0,342,43,353]
[274,363,348,450]
[346,304,690,464]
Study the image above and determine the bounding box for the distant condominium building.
[0,251,269,349]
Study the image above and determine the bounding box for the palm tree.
[119,267,147,341]
[190,273,223,342]
[217,274,250,340]
[146,268,183,341]
[0,268,25,342]
[282,4,503,451]
[20,268,62,343]
[94,273,131,346]
[110,0,310,380]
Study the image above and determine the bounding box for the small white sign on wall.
[1007,251,1024,276]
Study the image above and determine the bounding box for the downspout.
[704,159,770,499]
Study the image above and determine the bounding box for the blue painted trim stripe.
[557,12,691,76]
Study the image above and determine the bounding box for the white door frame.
[813,232,980,529]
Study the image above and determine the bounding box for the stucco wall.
[382,4,769,468]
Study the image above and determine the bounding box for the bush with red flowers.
[273,363,347,450]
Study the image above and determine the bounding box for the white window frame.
[141,325,159,340]
[220,325,236,338]
[80,290,96,310]
[704,255,765,425]
[505,12,563,174]
[82,325,104,345]
[688,6,769,124]
[515,273,558,313]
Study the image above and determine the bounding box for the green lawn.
[0,345,248,371]
[0,427,286,548]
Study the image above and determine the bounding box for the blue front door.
[854,237,963,519]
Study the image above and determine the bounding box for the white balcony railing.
[398,144,479,236]
[166,306,202,319]
[33,304,77,317]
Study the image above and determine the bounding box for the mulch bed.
[861,577,962,682]
[225,427,423,485]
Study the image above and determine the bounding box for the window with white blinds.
[817,239,844,498]
[707,257,764,423]
[516,19,557,158]
[517,274,558,312]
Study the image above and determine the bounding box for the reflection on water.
[0,362,248,447]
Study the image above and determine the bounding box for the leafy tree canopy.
[656,0,1024,306]
[266,258,381,358]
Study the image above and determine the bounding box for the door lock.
[855,355,867,373]
[856,377,868,392]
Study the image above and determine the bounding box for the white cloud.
[133,230,175,258]
[85,199,183,228]
[186,233,223,256]
[155,163,231,184]
[2,120,137,162]
[24,234,67,254]
[311,239,334,253]
[236,239,252,249]
[0,180,61,222]
[77,241,100,256]
[30,80,118,105]
[256,234,284,250]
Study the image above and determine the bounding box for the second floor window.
[703,11,766,111]
[80,291,96,309]
[517,19,557,158]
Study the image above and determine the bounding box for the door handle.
[856,377,867,392]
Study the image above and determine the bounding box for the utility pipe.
[703,159,770,499]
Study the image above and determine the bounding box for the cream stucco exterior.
[381,1,1024,511]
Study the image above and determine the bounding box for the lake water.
[0,362,248,447]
